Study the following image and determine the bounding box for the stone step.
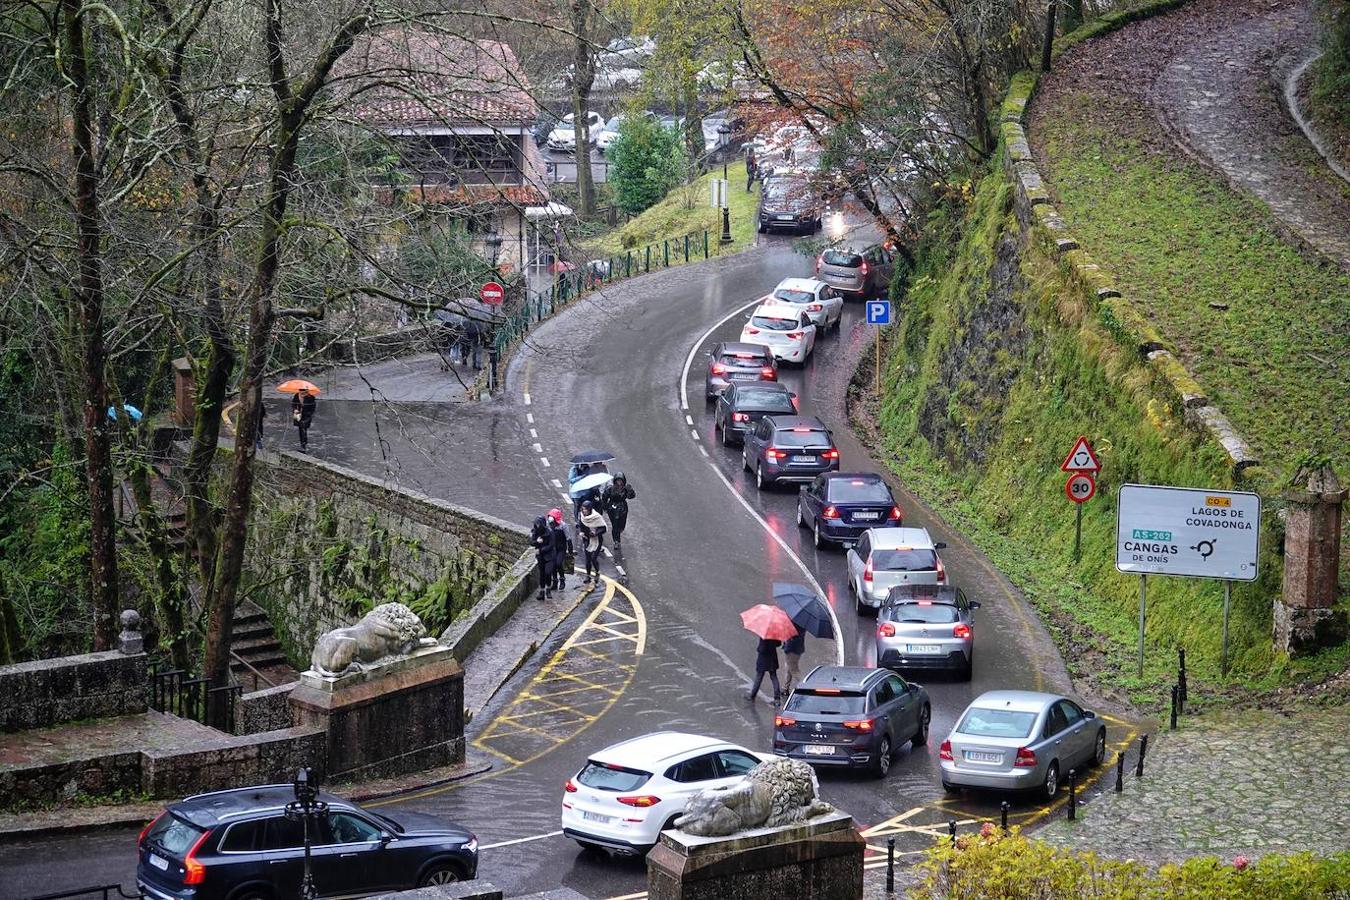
[231,651,288,673]
[232,635,282,658]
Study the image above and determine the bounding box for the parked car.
[713,382,798,446]
[741,414,840,489]
[845,527,947,614]
[598,35,656,68]
[596,114,625,154]
[136,784,478,899]
[876,584,980,679]
[757,176,822,234]
[740,302,817,365]
[704,341,777,399]
[796,472,901,549]
[768,277,843,330]
[815,241,896,299]
[561,731,769,856]
[547,111,606,152]
[940,691,1108,799]
[773,665,931,777]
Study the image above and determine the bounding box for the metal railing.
[149,665,241,731]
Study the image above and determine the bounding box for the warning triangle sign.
[1060,436,1102,473]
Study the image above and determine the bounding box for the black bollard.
[1067,768,1077,820]
[1179,648,1188,712]
[1170,685,1178,730]
[1135,734,1148,777]
[1115,751,1125,793]
[948,819,957,846]
[886,836,895,893]
[1001,800,1010,831]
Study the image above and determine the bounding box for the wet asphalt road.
[0,224,1107,900]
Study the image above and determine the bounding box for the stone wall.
[0,749,144,809]
[233,683,298,736]
[244,451,532,668]
[0,650,147,732]
[141,725,326,799]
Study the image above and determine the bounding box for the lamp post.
[718,122,731,181]
[483,231,503,269]
[285,767,328,900]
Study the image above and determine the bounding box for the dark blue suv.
[796,472,901,548]
[741,415,839,489]
[136,785,477,899]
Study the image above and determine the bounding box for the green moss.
[586,161,759,257]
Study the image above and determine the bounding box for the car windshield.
[873,549,938,571]
[828,480,891,503]
[774,429,830,448]
[737,391,795,413]
[822,249,862,267]
[751,316,799,331]
[718,354,766,369]
[773,289,814,304]
[146,814,205,857]
[785,690,866,715]
[576,761,651,792]
[886,603,959,624]
[956,707,1039,739]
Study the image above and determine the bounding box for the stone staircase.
[230,601,299,690]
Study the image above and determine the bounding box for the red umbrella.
[740,604,797,641]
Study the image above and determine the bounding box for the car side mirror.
[934,541,947,550]
[1084,710,1096,720]
[379,830,393,847]
[968,600,982,610]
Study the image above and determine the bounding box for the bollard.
[645,245,651,271]
[626,251,632,278]
[704,230,709,258]
[886,836,895,893]
[1000,801,1009,831]
[1135,734,1148,777]
[1115,752,1125,792]
[1178,648,1188,712]
[684,233,690,262]
[948,819,957,846]
[1170,685,1178,730]
[1067,768,1077,820]
[663,240,669,267]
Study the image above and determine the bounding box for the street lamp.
[285,767,328,900]
[718,122,732,181]
[483,231,503,269]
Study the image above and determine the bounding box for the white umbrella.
[570,472,613,495]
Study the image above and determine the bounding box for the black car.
[796,472,902,548]
[773,665,931,778]
[713,382,797,446]
[757,176,822,234]
[136,785,478,899]
[704,341,778,398]
[741,414,839,488]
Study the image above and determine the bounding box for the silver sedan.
[939,691,1107,800]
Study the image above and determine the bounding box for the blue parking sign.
[866,300,891,325]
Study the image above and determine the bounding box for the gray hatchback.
[875,585,980,680]
[815,241,895,299]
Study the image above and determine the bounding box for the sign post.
[1221,580,1232,676]
[1061,437,1102,563]
[866,300,890,395]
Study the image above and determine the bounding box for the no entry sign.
[480,281,505,304]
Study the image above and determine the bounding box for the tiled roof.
[376,183,549,207]
[342,27,538,129]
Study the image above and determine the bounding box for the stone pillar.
[647,812,864,900]
[172,357,195,426]
[1274,464,1347,655]
[118,609,144,655]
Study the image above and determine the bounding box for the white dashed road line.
[532,442,543,452]
[478,830,563,850]
[540,456,550,467]
[551,478,563,489]
[526,412,534,423]
[523,393,532,405]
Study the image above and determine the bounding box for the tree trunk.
[128,461,191,670]
[1063,0,1085,33]
[570,0,596,216]
[62,0,119,649]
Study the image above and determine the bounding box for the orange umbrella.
[740,604,797,641]
[276,379,321,395]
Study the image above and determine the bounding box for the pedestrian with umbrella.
[772,583,835,694]
[578,500,607,585]
[741,604,797,704]
[278,380,320,451]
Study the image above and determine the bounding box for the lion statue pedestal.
[288,603,465,781]
[647,759,863,900]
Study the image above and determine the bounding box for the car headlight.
[464,836,478,853]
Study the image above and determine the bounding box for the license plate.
[793,455,817,463]
[803,745,836,756]
[906,644,941,654]
[776,214,794,220]
[149,854,169,871]
[582,810,613,824]
[730,372,755,379]
[965,751,1002,763]
[854,511,880,521]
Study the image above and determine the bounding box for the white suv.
[740,302,818,365]
[561,732,768,855]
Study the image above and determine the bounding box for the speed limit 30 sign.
[1066,472,1096,503]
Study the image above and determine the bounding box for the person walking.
[547,508,572,594]
[530,515,552,600]
[747,636,782,704]
[578,500,607,585]
[600,472,636,548]
[465,317,484,370]
[782,624,805,695]
[291,387,316,451]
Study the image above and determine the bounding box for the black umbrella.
[772,582,834,639]
[569,449,616,465]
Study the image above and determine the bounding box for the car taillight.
[887,506,902,521]
[746,327,760,335]
[790,395,799,410]
[786,331,803,339]
[815,258,822,274]
[766,448,787,460]
[617,795,662,808]
[807,303,823,311]
[877,622,895,637]
[939,740,954,761]
[760,367,776,379]
[843,720,874,732]
[822,449,839,460]
[183,829,211,885]
[1014,747,1038,767]
[138,812,163,848]
[953,623,972,640]
[711,363,728,375]
[732,412,750,422]
[936,557,947,584]
[822,505,840,519]
[564,779,578,793]
[775,715,796,727]
[863,559,873,584]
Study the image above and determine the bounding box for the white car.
[598,35,655,68]
[845,526,948,613]
[547,111,605,152]
[561,732,768,855]
[740,302,817,365]
[768,277,843,331]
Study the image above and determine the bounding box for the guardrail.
[149,664,241,730]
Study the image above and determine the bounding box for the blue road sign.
[866,300,891,325]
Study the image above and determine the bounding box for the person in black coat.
[747,637,782,703]
[547,508,572,593]
[291,388,316,450]
[600,473,636,548]
[530,515,552,600]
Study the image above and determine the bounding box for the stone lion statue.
[674,758,834,837]
[310,602,436,677]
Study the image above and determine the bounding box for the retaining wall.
[0,651,147,732]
